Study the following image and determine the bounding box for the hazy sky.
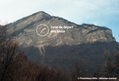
[0,0,119,42]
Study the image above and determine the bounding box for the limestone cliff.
[7,11,116,49]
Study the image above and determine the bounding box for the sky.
[0,0,119,42]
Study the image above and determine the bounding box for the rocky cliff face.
[5,11,118,71]
[7,11,116,49]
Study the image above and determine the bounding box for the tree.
[71,61,87,81]
[0,25,21,81]
[113,51,119,77]
[102,50,119,77]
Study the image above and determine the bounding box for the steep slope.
[21,41,119,73]
[7,11,115,49]
[6,11,119,73]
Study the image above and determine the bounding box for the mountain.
[7,11,119,73]
[8,11,115,48]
